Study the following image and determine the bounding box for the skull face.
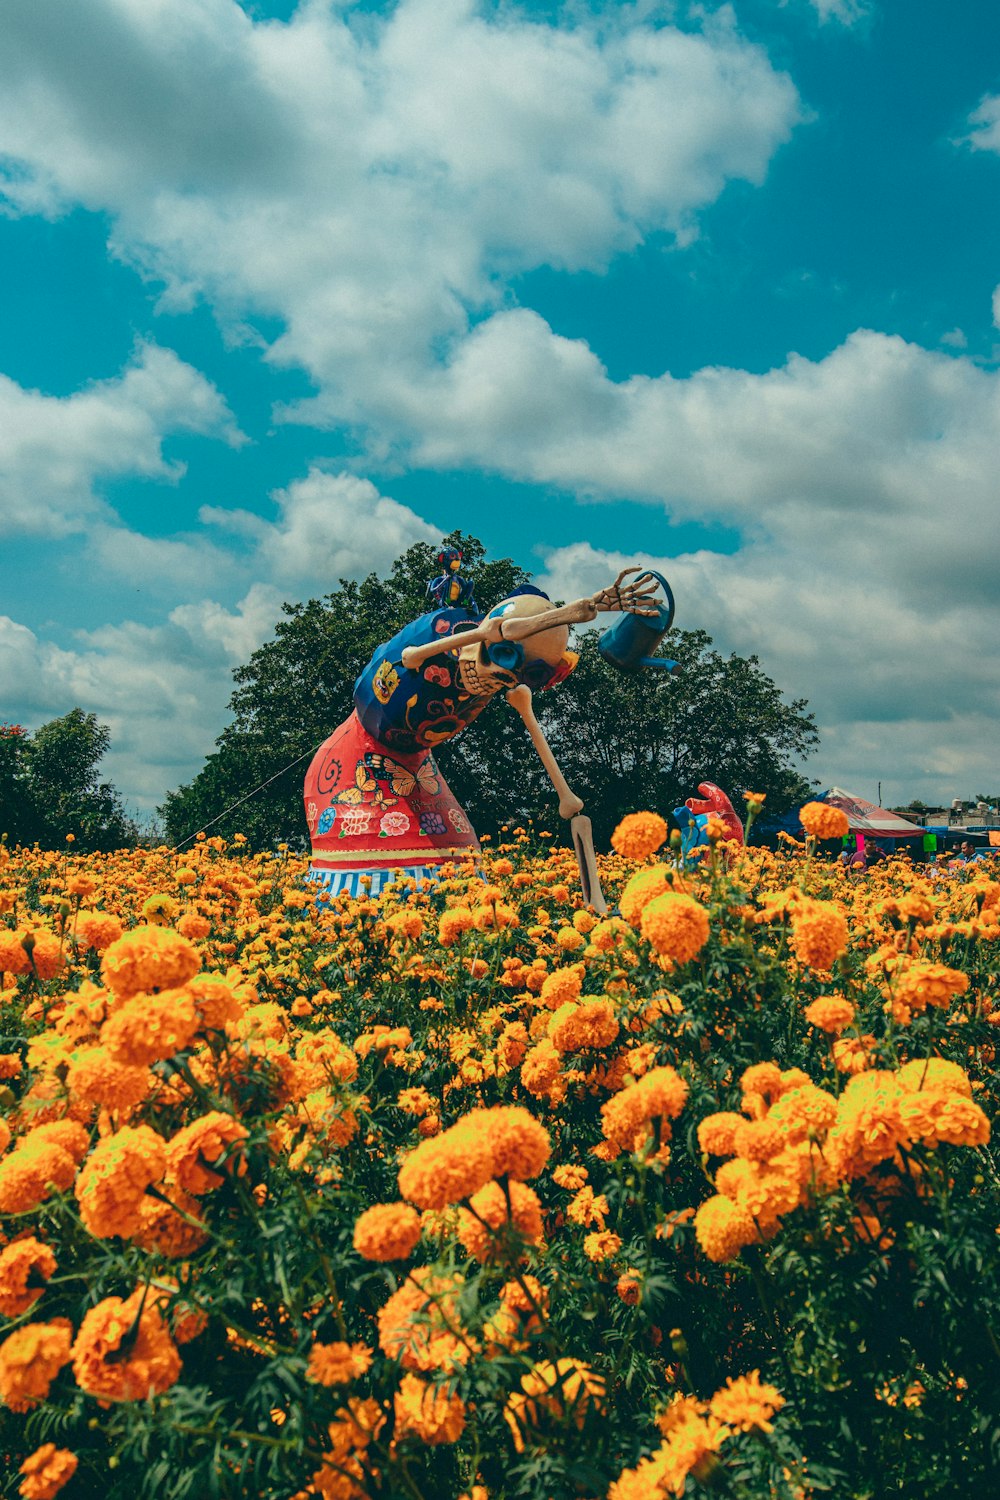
[457,640,519,698]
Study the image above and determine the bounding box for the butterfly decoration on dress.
[330,753,441,811]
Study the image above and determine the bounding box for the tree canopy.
[0,709,137,851]
[161,535,817,850]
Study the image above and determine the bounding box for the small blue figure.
[427,548,478,613]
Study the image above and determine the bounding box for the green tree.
[0,709,137,851]
[162,537,817,850]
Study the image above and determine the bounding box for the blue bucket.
[597,570,680,675]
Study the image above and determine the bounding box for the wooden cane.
[506,686,608,914]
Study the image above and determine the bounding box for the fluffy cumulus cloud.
[0,0,800,437]
[0,343,242,538]
[2,470,442,813]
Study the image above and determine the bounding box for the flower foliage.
[0,818,999,1497]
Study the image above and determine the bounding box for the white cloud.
[803,0,871,25]
[0,0,800,436]
[3,472,443,812]
[0,344,243,538]
[964,93,1000,154]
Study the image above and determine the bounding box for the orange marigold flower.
[799,801,850,841]
[0,1237,57,1318]
[437,907,474,946]
[101,924,200,1001]
[825,1072,906,1179]
[616,1269,642,1305]
[709,1371,784,1433]
[694,1194,757,1263]
[353,1202,422,1262]
[458,1180,543,1261]
[71,1289,181,1402]
[832,1034,876,1075]
[75,1125,168,1239]
[76,910,123,953]
[166,1111,249,1195]
[539,964,585,1010]
[732,1119,785,1162]
[789,898,848,971]
[583,1229,622,1262]
[549,997,619,1053]
[65,1047,153,1114]
[611,811,669,861]
[804,995,856,1033]
[479,1104,551,1181]
[892,962,969,1015]
[397,1117,495,1210]
[306,1341,373,1387]
[0,929,31,975]
[552,1163,588,1190]
[640,893,710,965]
[0,1320,73,1411]
[21,930,64,982]
[897,1058,972,1098]
[0,1142,78,1216]
[601,1066,688,1152]
[767,1084,838,1145]
[102,989,200,1066]
[176,912,211,941]
[377,1269,467,1374]
[132,1190,209,1258]
[18,1443,78,1500]
[697,1112,746,1157]
[394,1372,466,1445]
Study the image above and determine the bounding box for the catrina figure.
[304,565,666,898]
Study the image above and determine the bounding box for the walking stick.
[506,686,608,915]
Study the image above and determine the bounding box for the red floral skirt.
[303,712,480,895]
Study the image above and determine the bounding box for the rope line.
[171,745,319,852]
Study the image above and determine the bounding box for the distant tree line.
[0,710,137,852]
[162,533,818,851]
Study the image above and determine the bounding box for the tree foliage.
[0,709,137,851]
[161,537,817,850]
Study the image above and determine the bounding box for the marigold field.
[1,812,999,1499]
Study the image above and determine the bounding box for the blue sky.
[1,0,999,816]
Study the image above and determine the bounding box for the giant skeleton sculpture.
[303,558,744,902]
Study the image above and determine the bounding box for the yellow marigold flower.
[397,1116,495,1210]
[709,1371,784,1433]
[548,997,619,1053]
[0,1320,73,1412]
[789,898,848,971]
[799,801,850,840]
[619,864,673,927]
[555,925,585,952]
[353,1202,422,1262]
[640,893,710,965]
[74,1125,168,1240]
[611,811,669,861]
[552,1163,589,1190]
[825,1071,906,1179]
[71,1288,181,1402]
[504,1358,605,1453]
[142,893,179,926]
[166,1111,249,1195]
[394,1372,466,1445]
[0,1237,57,1318]
[804,995,856,1033]
[18,1443,78,1500]
[101,924,200,1000]
[694,1194,757,1262]
[306,1341,373,1387]
[102,988,200,1066]
[697,1112,746,1157]
[583,1229,622,1262]
[457,1180,543,1261]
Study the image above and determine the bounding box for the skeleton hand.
[589,567,664,617]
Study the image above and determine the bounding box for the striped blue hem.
[305,864,445,899]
